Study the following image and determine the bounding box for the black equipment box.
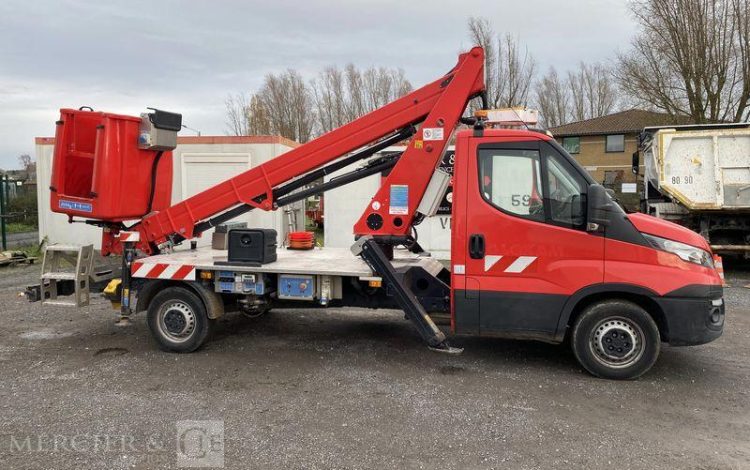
[227,229,278,265]
[212,221,248,250]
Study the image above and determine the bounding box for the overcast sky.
[0,0,635,169]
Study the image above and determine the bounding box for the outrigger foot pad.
[114,316,132,327]
[428,342,464,355]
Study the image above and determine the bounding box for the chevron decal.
[482,255,537,273]
[484,255,502,272]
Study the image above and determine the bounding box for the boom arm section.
[120,47,484,255]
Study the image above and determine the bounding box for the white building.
[35,135,302,248]
[324,146,452,260]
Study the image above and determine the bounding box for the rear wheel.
[571,300,660,380]
[147,286,213,353]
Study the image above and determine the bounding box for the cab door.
[460,137,604,339]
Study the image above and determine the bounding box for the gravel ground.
[0,263,749,469]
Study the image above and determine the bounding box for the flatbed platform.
[135,245,444,279]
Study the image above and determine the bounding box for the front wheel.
[147,286,213,353]
[571,300,660,380]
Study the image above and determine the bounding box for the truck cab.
[450,128,724,378]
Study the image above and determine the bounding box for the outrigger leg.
[352,236,462,354]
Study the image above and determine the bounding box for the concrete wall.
[36,136,302,248]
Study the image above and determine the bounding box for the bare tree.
[535,67,570,127]
[466,18,537,109]
[18,154,32,170]
[225,93,251,136]
[311,64,412,134]
[251,69,315,143]
[362,66,412,111]
[534,62,619,128]
[497,33,536,108]
[568,62,619,122]
[468,17,498,107]
[344,63,366,121]
[17,153,35,180]
[229,63,412,141]
[225,92,274,136]
[246,94,272,136]
[616,0,750,123]
[311,66,347,134]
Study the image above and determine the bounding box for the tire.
[571,300,660,380]
[146,286,213,353]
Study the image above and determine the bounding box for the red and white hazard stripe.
[131,262,196,281]
[119,231,140,242]
[713,255,727,286]
[484,255,537,273]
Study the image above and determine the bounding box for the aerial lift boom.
[112,47,485,256]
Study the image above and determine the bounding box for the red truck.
[42,47,724,380]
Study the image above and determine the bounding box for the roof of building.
[549,109,691,137]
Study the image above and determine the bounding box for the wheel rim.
[157,301,196,343]
[589,316,645,369]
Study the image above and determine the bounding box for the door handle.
[469,234,485,259]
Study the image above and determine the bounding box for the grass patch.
[10,243,43,258]
[4,222,37,233]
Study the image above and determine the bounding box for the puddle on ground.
[93,347,129,357]
[439,365,465,375]
[19,330,73,340]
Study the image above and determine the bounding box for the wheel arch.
[135,279,224,319]
[556,284,668,342]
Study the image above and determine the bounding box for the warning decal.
[389,185,409,215]
[423,128,444,141]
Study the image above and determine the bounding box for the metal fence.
[0,174,39,250]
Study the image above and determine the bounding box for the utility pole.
[181,124,201,136]
[0,174,6,250]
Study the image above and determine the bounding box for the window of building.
[562,137,580,154]
[606,134,625,152]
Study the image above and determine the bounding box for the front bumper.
[656,284,724,346]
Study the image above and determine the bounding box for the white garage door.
[181,153,252,247]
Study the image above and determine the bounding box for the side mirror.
[587,184,611,231]
[631,151,640,175]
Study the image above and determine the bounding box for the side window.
[478,149,544,222]
[606,134,625,152]
[562,136,580,154]
[544,150,587,228]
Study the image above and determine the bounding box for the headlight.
[642,233,714,268]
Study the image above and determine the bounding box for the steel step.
[42,299,78,307]
[42,272,77,281]
[40,244,94,308]
[44,245,83,252]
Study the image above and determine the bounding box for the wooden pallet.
[0,251,37,267]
